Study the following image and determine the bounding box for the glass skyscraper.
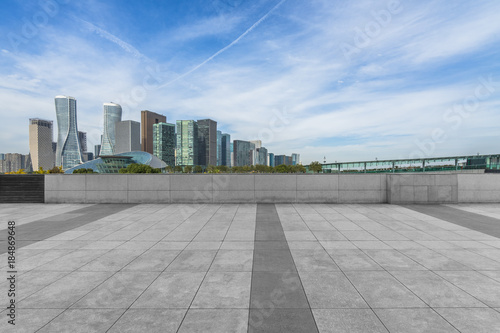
[100,102,122,155]
[233,140,254,166]
[216,130,222,166]
[176,120,198,166]
[153,122,176,167]
[55,95,83,169]
[221,133,231,167]
[197,119,217,167]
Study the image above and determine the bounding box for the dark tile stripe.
[0,204,137,254]
[404,205,500,238]
[249,204,318,333]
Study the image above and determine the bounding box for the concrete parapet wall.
[43,173,500,204]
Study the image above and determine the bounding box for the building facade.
[29,118,55,170]
[176,120,198,166]
[153,122,176,167]
[100,103,122,155]
[55,95,83,169]
[268,153,275,167]
[115,120,140,154]
[292,153,301,166]
[141,110,166,154]
[256,147,268,165]
[221,133,231,167]
[1,153,28,173]
[233,140,255,167]
[216,130,222,166]
[197,119,217,167]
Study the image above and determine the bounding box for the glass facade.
[233,140,254,166]
[100,103,122,155]
[176,120,198,166]
[197,119,217,167]
[216,130,222,166]
[55,96,83,170]
[221,133,231,167]
[153,122,176,167]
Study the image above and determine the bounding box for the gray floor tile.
[191,271,251,308]
[72,271,159,308]
[436,308,500,333]
[122,250,180,271]
[250,271,309,309]
[399,248,472,270]
[362,249,426,270]
[391,270,487,307]
[108,309,186,333]
[313,309,388,333]
[210,250,254,271]
[179,309,248,333]
[132,271,205,308]
[326,249,383,271]
[375,308,459,333]
[165,250,217,271]
[345,271,427,308]
[290,249,340,272]
[253,249,297,272]
[248,308,318,333]
[37,309,125,333]
[3,308,64,333]
[300,271,368,308]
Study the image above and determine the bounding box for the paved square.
[1,203,500,332]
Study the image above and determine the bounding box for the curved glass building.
[100,102,122,155]
[65,151,167,174]
[55,96,83,170]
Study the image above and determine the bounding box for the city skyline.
[1,1,499,164]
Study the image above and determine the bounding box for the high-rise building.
[78,131,87,153]
[221,133,231,167]
[94,144,101,158]
[153,122,176,166]
[100,103,122,155]
[1,153,28,173]
[216,130,222,166]
[268,153,275,167]
[176,120,198,166]
[29,118,55,170]
[233,140,255,166]
[55,95,83,169]
[256,147,268,165]
[292,153,301,166]
[275,155,286,166]
[141,110,166,154]
[115,120,140,154]
[197,119,217,167]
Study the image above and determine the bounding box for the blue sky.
[1,0,499,164]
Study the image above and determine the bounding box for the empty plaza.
[1,202,500,332]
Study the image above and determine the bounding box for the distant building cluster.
[1,95,301,172]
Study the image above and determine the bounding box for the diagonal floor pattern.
[0,203,499,332]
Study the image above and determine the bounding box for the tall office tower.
[141,110,166,154]
[292,153,301,166]
[100,103,122,155]
[233,140,255,166]
[29,118,55,170]
[2,153,26,173]
[78,131,87,153]
[153,122,176,166]
[55,95,83,169]
[176,120,198,166]
[221,133,231,167]
[286,156,293,165]
[94,144,101,158]
[196,119,217,167]
[256,147,268,165]
[82,152,93,162]
[216,130,222,166]
[115,120,140,154]
[275,155,285,166]
[0,154,4,173]
[268,153,275,167]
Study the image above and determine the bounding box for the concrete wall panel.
[297,175,339,191]
[255,175,296,191]
[86,175,128,191]
[128,174,169,191]
[45,175,86,191]
[170,175,213,191]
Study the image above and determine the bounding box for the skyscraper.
[216,130,222,166]
[153,122,176,166]
[141,110,166,154]
[197,119,217,167]
[78,131,87,153]
[256,147,268,165]
[176,120,198,166]
[221,133,231,167]
[29,118,55,170]
[292,153,301,166]
[100,103,122,155]
[233,140,254,166]
[94,144,101,158]
[55,95,83,169]
[115,120,140,154]
[268,153,275,167]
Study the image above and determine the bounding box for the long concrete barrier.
[39,173,500,204]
